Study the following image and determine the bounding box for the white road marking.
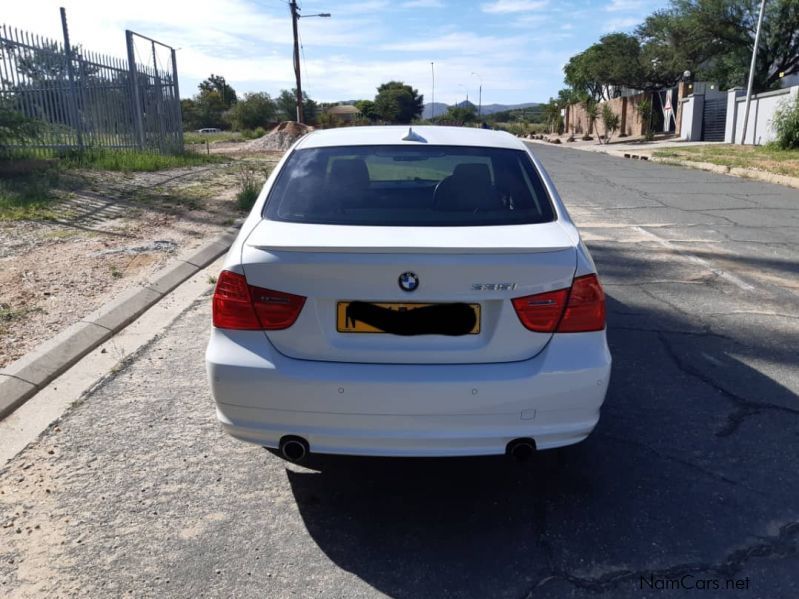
[629,226,756,292]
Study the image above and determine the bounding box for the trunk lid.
[241,220,577,364]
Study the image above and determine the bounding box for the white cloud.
[603,17,641,31]
[604,0,646,12]
[481,0,549,14]
[400,0,445,7]
[381,32,528,54]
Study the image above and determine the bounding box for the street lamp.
[471,72,482,118]
[289,1,331,123]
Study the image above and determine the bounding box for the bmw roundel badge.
[398,272,419,292]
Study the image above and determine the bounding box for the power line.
[299,28,309,95]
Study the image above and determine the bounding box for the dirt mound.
[246,121,313,151]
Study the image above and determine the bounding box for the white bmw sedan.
[206,126,611,462]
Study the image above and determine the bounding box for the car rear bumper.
[206,330,611,457]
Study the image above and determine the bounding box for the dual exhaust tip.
[278,436,537,463]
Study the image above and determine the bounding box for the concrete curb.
[649,157,799,190]
[0,225,239,419]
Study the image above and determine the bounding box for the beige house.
[326,104,361,122]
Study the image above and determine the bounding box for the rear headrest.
[453,163,491,185]
[330,158,369,189]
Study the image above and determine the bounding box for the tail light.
[557,274,606,332]
[512,274,605,333]
[212,270,305,330]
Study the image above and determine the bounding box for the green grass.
[184,131,244,145]
[59,148,226,172]
[653,144,799,178]
[0,168,62,221]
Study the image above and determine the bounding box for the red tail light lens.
[557,274,605,332]
[512,274,605,333]
[512,288,569,332]
[212,270,305,330]
[250,287,306,330]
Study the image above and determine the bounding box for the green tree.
[198,75,237,109]
[373,81,424,124]
[185,75,238,129]
[275,89,317,123]
[0,98,42,148]
[564,33,682,100]
[638,0,799,91]
[444,104,477,124]
[354,99,378,121]
[227,92,276,131]
[181,98,201,131]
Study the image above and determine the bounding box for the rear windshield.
[263,145,556,226]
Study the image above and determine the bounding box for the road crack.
[657,332,799,437]
[523,521,799,596]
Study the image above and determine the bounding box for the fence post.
[150,41,165,154]
[171,47,184,151]
[60,7,83,150]
[126,30,146,149]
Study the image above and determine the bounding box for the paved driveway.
[1,145,797,598]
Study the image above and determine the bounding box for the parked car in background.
[197,127,221,133]
[206,126,611,462]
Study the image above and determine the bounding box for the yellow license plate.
[337,302,481,334]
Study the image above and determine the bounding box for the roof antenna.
[402,127,427,143]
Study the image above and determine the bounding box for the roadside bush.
[240,128,266,140]
[772,94,799,150]
[637,98,654,141]
[236,167,261,211]
[601,104,620,143]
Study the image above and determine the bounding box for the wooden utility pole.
[290,0,304,123]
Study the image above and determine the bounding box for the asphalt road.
[2,145,798,598]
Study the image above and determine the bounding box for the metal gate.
[701,96,727,141]
[0,10,182,156]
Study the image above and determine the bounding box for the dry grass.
[653,144,799,179]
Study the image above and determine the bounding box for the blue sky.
[7,0,670,105]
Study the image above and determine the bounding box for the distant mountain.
[421,102,449,119]
[422,101,541,119]
[480,102,541,115]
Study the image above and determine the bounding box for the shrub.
[236,167,261,211]
[772,94,799,150]
[637,97,654,140]
[601,104,620,143]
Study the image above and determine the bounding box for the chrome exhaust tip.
[279,436,309,463]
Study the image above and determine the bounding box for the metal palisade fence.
[0,16,183,156]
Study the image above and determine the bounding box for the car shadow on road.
[280,251,799,597]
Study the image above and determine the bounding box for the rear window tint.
[263,145,555,226]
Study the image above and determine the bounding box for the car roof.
[295,125,527,151]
